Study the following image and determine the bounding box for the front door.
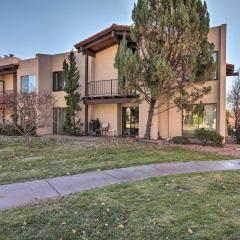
[122,107,139,136]
[53,108,65,134]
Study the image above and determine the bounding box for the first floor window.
[21,75,36,93]
[53,71,64,91]
[183,104,217,138]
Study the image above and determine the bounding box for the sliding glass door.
[0,80,4,92]
[53,108,65,134]
[122,107,139,136]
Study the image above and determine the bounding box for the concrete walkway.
[1,160,240,211]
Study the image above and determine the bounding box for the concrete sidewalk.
[1,160,240,211]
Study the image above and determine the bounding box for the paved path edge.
[1,160,240,211]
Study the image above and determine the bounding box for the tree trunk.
[72,111,76,136]
[24,134,31,148]
[145,99,156,140]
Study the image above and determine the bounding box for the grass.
[0,171,240,239]
[0,136,233,185]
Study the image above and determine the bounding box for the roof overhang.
[0,64,18,75]
[74,24,134,57]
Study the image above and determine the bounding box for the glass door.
[0,80,4,92]
[53,108,66,134]
[122,107,139,136]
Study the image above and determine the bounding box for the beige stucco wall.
[90,104,119,133]
[94,45,118,81]
[17,58,38,91]
[0,74,15,91]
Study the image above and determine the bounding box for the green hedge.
[171,136,190,145]
[195,129,224,147]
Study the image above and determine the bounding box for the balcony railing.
[87,79,136,97]
[0,91,17,106]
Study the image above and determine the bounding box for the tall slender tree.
[63,50,81,136]
[115,0,216,139]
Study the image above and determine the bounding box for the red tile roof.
[74,24,130,49]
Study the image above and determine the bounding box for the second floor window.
[21,75,36,93]
[212,52,219,80]
[53,71,64,91]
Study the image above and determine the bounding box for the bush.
[0,124,22,136]
[195,129,224,147]
[228,126,235,137]
[0,124,36,137]
[171,136,190,145]
[236,126,240,144]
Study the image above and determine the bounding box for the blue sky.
[0,0,239,70]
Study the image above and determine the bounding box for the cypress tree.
[115,0,216,139]
[63,50,81,136]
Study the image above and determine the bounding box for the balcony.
[87,79,136,98]
[0,91,17,108]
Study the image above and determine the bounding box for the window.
[53,71,64,91]
[212,52,219,80]
[21,75,36,93]
[183,104,217,138]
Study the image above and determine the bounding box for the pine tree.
[63,50,81,136]
[115,0,216,140]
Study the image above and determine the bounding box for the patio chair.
[100,122,109,136]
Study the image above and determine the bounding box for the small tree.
[63,51,81,136]
[2,91,56,147]
[228,74,240,143]
[115,0,216,139]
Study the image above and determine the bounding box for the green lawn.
[0,171,240,239]
[0,136,233,185]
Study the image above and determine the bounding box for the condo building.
[0,24,234,140]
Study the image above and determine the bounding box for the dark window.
[53,71,64,91]
[212,52,219,80]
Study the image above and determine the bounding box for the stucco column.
[219,24,227,139]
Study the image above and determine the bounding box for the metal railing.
[87,79,136,97]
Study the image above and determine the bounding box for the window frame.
[52,71,65,92]
[212,51,219,81]
[182,103,218,138]
[21,75,37,93]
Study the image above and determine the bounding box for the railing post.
[111,80,112,96]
